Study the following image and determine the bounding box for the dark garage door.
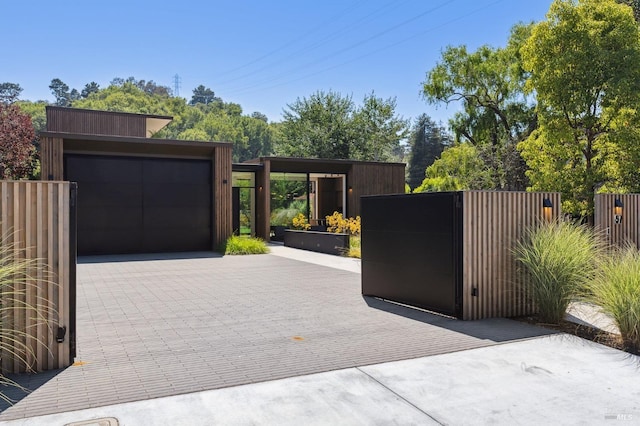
[65,155,212,255]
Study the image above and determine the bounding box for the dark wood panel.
[46,107,147,137]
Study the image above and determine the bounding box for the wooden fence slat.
[0,181,72,374]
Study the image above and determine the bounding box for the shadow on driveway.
[364,296,558,342]
[78,251,223,264]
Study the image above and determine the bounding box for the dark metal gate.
[361,192,463,318]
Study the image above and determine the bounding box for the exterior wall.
[46,107,147,137]
[41,136,64,180]
[348,163,405,217]
[213,145,233,249]
[255,159,271,240]
[461,191,561,320]
[0,181,74,373]
[594,193,640,248]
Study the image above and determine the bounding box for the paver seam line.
[355,366,445,426]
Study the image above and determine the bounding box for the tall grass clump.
[222,235,269,255]
[514,219,602,324]
[586,245,640,354]
[0,235,54,404]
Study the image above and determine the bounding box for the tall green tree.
[422,24,536,190]
[80,82,100,98]
[190,85,219,105]
[520,0,640,217]
[0,83,23,104]
[277,90,407,161]
[406,114,450,190]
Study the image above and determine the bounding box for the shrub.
[291,213,310,230]
[346,235,361,259]
[514,219,602,324]
[0,235,54,404]
[326,212,361,236]
[586,245,640,354]
[223,235,269,255]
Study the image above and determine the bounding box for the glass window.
[270,172,308,227]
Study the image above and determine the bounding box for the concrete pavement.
[4,334,639,425]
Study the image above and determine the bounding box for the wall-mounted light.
[348,186,353,193]
[258,185,263,191]
[614,198,624,224]
[543,197,553,221]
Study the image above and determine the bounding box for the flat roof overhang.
[243,156,405,174]
[42,132,231,160]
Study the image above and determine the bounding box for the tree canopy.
[422,23,536,191]
[406,114,450,190]
[520,0,640,217]
[277,90,407,161]
[0,104,36,179]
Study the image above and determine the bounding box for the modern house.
[40,107,405,255]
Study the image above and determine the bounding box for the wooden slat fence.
[0,181,74,373]
[594,194,640,249]
[462,191,561,320]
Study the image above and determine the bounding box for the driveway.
[0,251,551,421]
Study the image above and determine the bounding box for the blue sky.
[5,0,551,125]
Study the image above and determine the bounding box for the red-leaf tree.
[0,104,36,179]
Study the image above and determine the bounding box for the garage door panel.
[67,156,142,183]
[143,183,211,207]
[66,154,212,255]
[143,159,211,183]
[144,206,211,229]
[143,228,211,252]
[78,182,143,207]
[79,229,145,255]
[77,205,143,230]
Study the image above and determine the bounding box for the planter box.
[284,230,349,255]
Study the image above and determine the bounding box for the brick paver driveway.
[0,253,551,420]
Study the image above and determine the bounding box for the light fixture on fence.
[348,186,353,193]
[614,198,624,224]
[543,197,553,220]
[615,198,624,217]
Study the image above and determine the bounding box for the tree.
[617,0,640,21]
[49,78,78,107]
[422,23,536,190]
[406,114,451,190]
[0,82,23,104]
[251,111,269,123]
[81,82,100,98]
[520,0,640,217]
[0,104,36,179]
[190,85,219,105]
[278,91,355,159]
[277,90,407,161]
[414,143,492,192]
[352,93,408,161]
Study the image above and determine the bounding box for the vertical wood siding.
[40,137,64,180]
[255,160,271,240]
[213,146,233,249]
[0,181,72,373]
[348,163,405,217]
[462,191,561,320]
[594,194,640,248]
[46,108,146,137]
